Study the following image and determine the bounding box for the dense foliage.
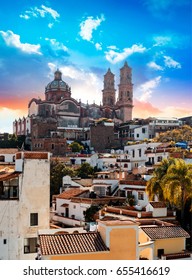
[155,125,192,142]
[146,158,192,227]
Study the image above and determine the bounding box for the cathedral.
[13,61,134,154]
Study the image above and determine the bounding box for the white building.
[124,142,161,169]
[52,188,91,227]
[0,148,18,163]
[0,151,50,260]
[119,177,148,208]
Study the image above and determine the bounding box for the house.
[139,220,190,260]
[51,187,126,228]
[0,151,50,260]
[124,142,161,170]
[146,202,168,218]
[38,218,139,260]
[118,174,148,208]
[38,216,191,260]
[52,188,90,227]
[0,148,18,163]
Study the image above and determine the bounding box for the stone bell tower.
[116,61,133,122]
[102,68,116,107]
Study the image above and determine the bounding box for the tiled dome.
[45,69,71,93]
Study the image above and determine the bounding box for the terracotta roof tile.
[149,201,167,208]
[141,226,190,240]
[0,148,18,154]
[24,152,48,159]
[56,188,89,199]
[0,171,21,181]
[39,232,109,255]
[73,178,93,187]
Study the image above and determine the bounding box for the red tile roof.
[149,201,167,208]
[0,171,21,181]
[56,188,89,199]
[0,148,18,154]
[120,180,146,186]
[141,226,190,240]
[24,152,48,159]
[39,232,109,255]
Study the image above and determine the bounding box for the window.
[137,134,139,138]
[157,249,164,258]
[157,156,162,162]
[132,150,135,158]
[138,192,144,200]
[142,128,146,133]
[0,156,5,162]
[3,239,7,245]
[51,143,55,149]
[127,190,132,197]
[138,149,141,157]
[30,213,38,226]
[24,237,37,254]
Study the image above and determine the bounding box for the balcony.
[52,213,84,227]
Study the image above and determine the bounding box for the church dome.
[45,69,71,94]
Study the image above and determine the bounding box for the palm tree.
[146,158,175,201]
[162,159,192,226]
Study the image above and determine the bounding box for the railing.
[53,214,84,227]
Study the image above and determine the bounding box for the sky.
[0,0,191,133]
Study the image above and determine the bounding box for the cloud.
[133,98,162,118]
[163,55,181,69]
[133,98,192,119]
[157,105,192,118]
[0,30,41,54]
[0,107,27,133]
[48,23,54,29]
[20,5,60,21]
[143,0,190,18]
[40,5,60,20]
[95,43,102,50]
[147,61,163,70]
[45,38,68,52]
[136,76,161,102]
[79,14,105,41]
[152,34,188,49]
[20,14,30,20]
[47,63,102,104]
[105,44,146,64]
[107,45,119,50]
[153,35,172,47]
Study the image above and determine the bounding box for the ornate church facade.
[13,62,133,154]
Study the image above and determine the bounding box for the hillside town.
[0,62,192,260]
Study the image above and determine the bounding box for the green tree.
[155,125,192,143]
[162,159,192,226]
[50,159,75,196]
[146,158,175,201]
[76,162,94,178]
[69,141,84,153]
[84,205,101,222]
